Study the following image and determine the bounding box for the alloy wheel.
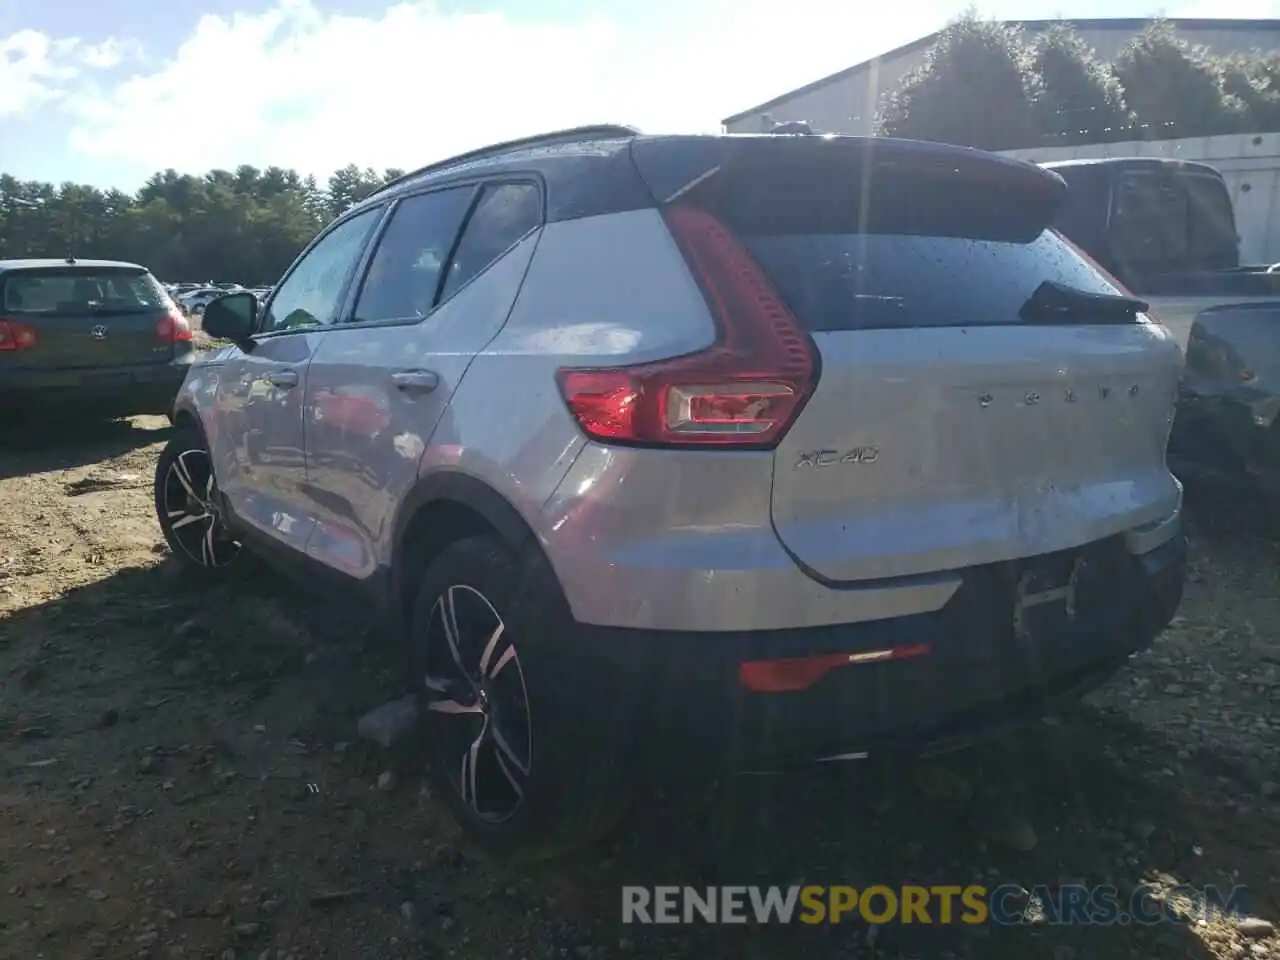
[161,448,240,567]
[422,584,532,823]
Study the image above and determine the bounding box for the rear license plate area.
[1012,551,1080,645]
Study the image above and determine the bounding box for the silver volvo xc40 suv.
[156,126,1187,859]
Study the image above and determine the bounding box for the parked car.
[1045,157,1280,503]
[156,127,1187,860]
[0,257,194,420]
[178,287,226,317]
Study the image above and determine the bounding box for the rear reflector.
[156,311,193,343]
[739,643,932,693]
[0,319,38,351]
[556,205,816,449]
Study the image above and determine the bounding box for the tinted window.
[351,188,473,324]
[3,268,168,314]
[261,208,380,333]
[742,229,1124,332]
[439,183,541,301]
[1182,173,1238,269]
[1111,171,1189,268]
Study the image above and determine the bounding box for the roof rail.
[371,124,643,198]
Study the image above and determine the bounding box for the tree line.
[0,164,405,284]
[878,15,1280,151]
[3,16,1277,282]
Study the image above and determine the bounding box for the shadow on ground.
[0,558,1274,959]
[0,414,169,481]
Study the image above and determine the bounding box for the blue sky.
[0,0,1270,190]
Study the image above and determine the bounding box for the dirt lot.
[1,416,1278,960]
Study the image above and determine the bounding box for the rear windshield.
[741,229,1124,332]
[1182,173,1238,269]
[1111,171,1188,268]
[1110,169,1237,273]
[2,268,169,314]
[668,146,1117,332]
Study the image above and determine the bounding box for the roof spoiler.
[631,135,1068,238]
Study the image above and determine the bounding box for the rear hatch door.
[635,137,1184,583]
[1,265,176,371]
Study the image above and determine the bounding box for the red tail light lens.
[0,319,38,351]
[739,643,933,693]
[156,310,193,343]
[556,206,815,449]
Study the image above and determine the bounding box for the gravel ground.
[0,415,1277,960]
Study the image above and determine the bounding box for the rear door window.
[3,268,169,314]
[739,230,1123,332]
[350,188,474,324]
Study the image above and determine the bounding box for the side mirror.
[202,291,257,346]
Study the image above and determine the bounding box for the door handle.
[390,370,440,394]
[264,369,299,388]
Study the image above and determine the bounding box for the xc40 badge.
[795,447,879,469]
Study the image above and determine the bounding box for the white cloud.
[76,38,145,70]
[63,0,935,177]
[0,30,76,116]
[0,29,142,117]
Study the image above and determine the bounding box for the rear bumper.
[0,353,192,416]
[569,533,1186,776]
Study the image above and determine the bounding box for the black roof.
[369,125,641,199]
[345,128,1058,225]
[347,124,650,223]
[722,17,1280,126]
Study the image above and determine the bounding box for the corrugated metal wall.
[1002,133,1280,264]
[724,24,1280,138]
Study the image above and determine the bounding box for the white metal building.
[722,18,1280,137]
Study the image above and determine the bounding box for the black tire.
[154,426,245,577]
[409,535,631,861]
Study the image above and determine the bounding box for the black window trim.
[252,202,390,341]
[335,175,545,333]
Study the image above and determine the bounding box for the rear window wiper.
[1018,280,1149,325]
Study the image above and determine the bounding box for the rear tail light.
[0,319,38,351]
[556,205,816,449]
[156,310,193,343]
